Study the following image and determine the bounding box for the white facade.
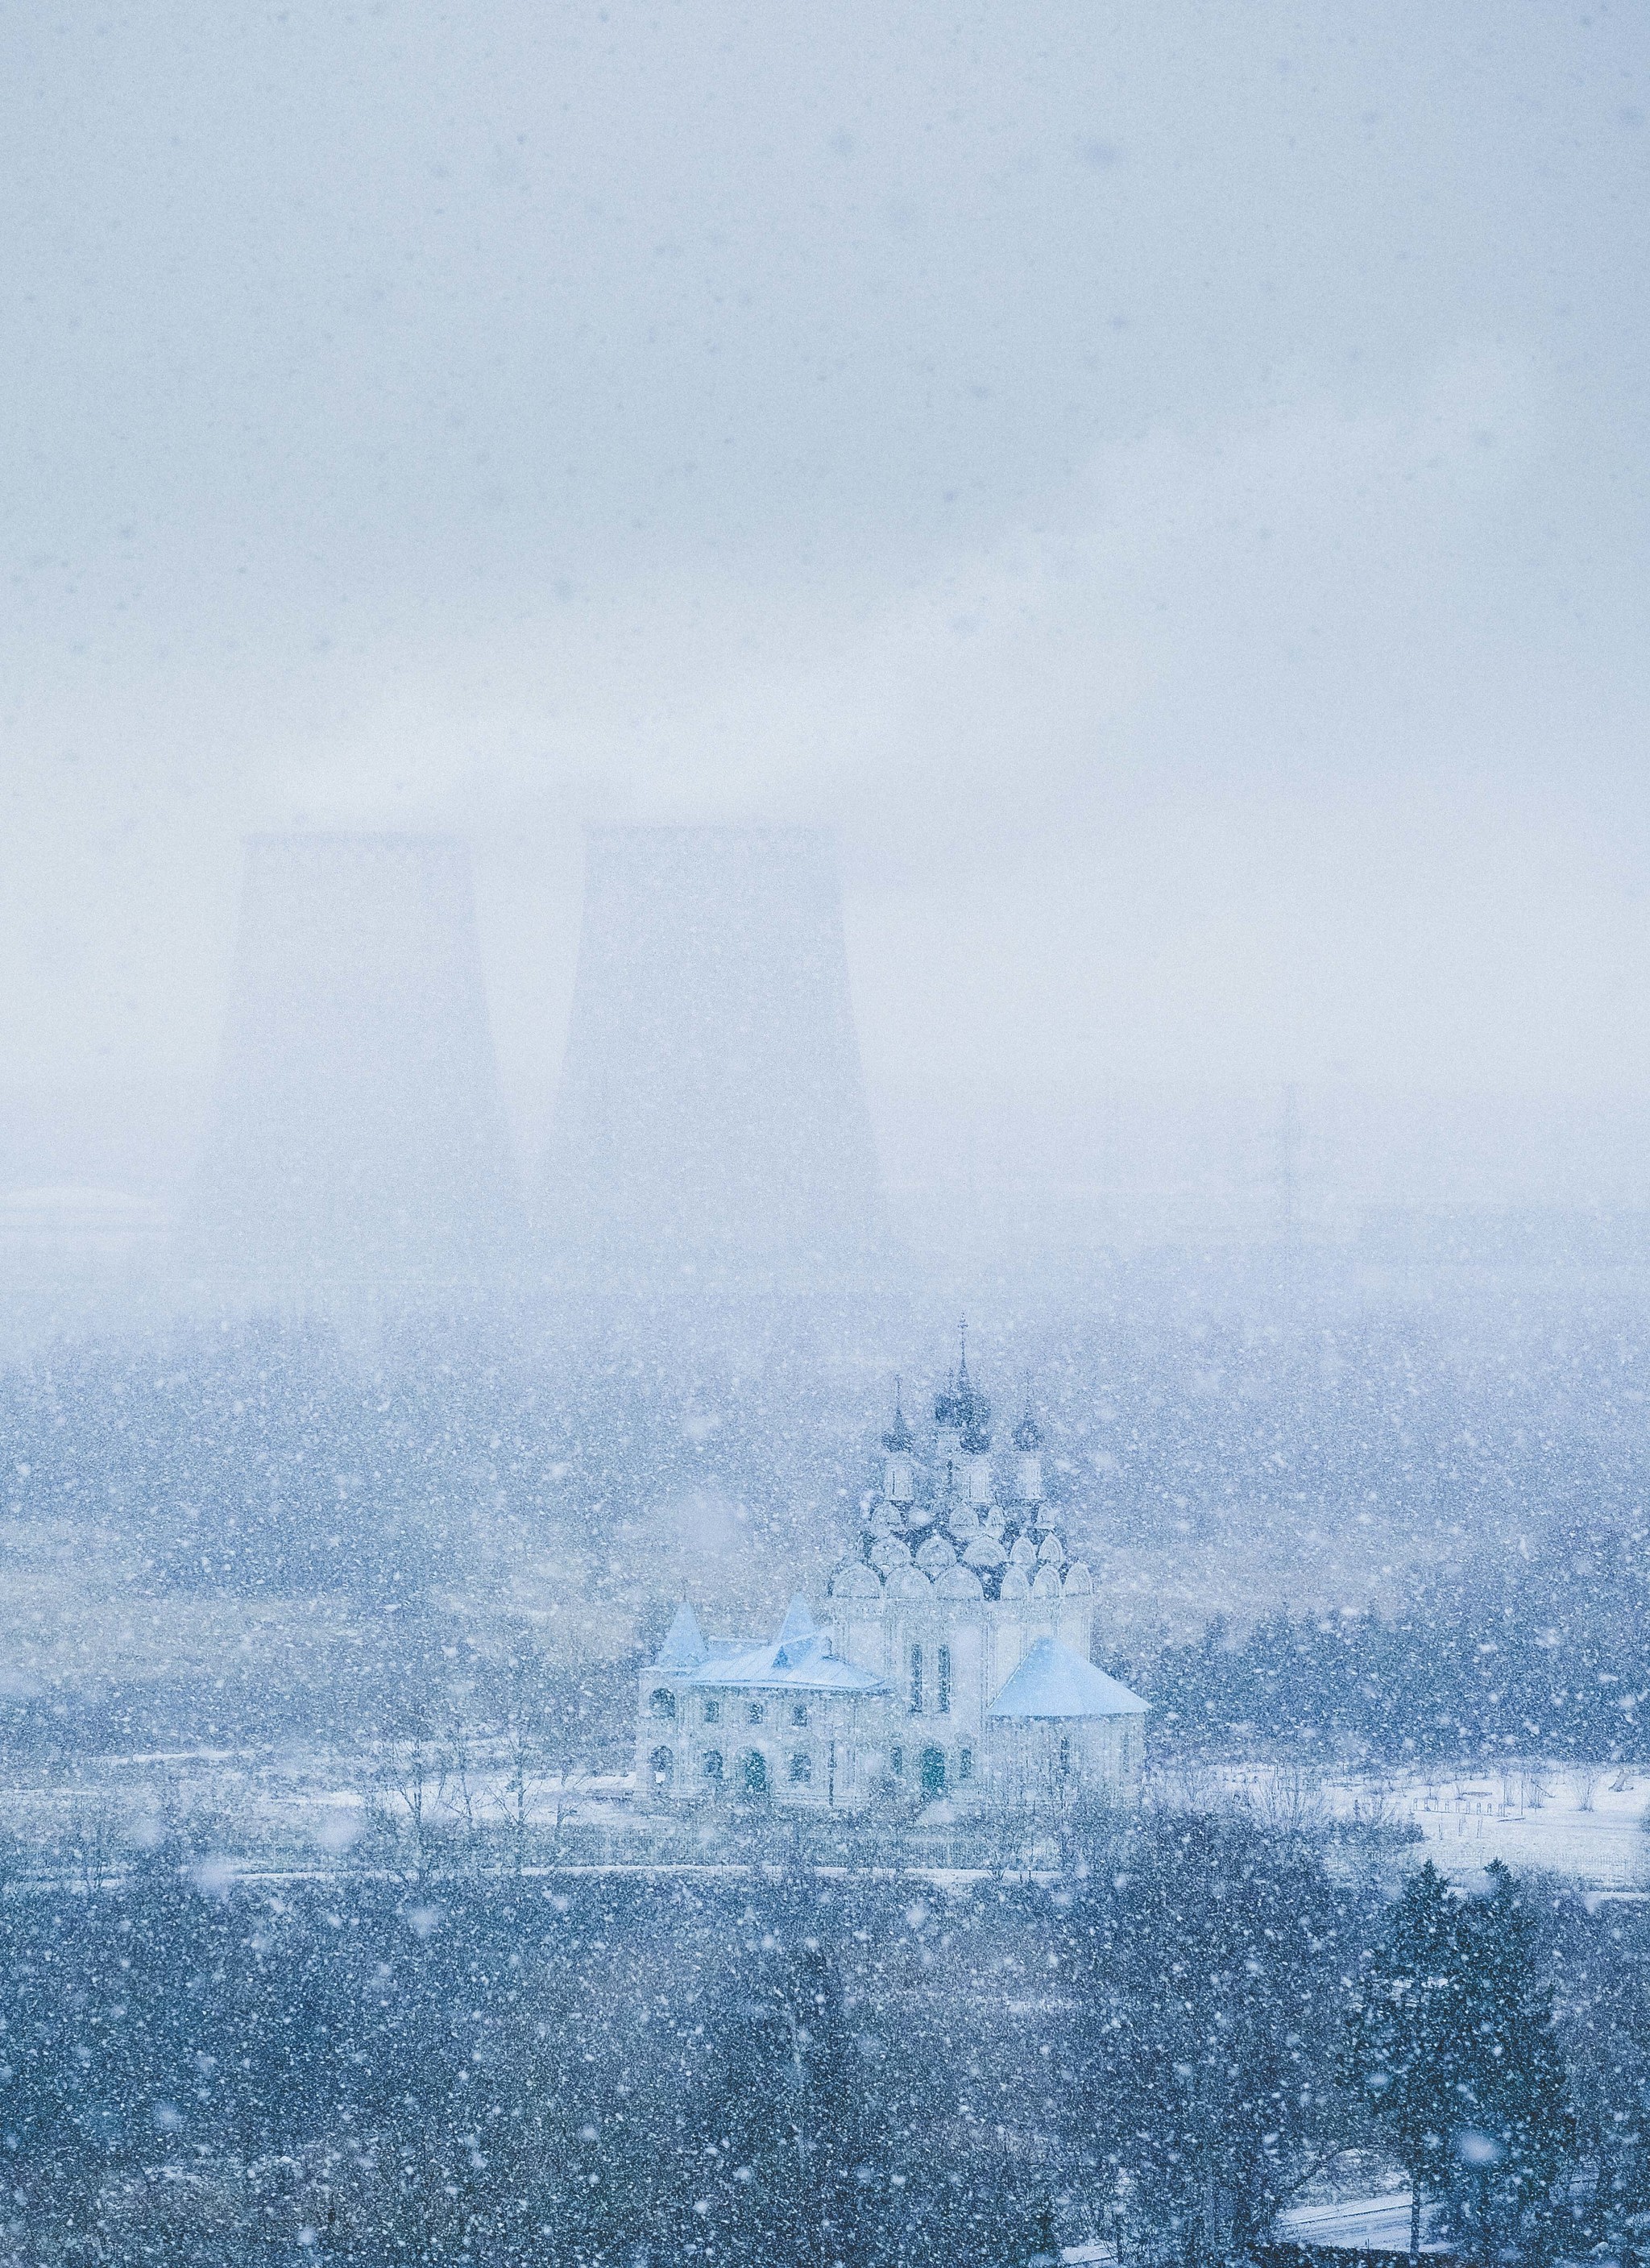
[636,1350,1148,1813]
[636,1598,889,1809]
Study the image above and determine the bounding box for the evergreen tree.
[1343,1860,1466,2261]
[1446,1863,1573,2266]
[1064,1810,1354,2266]
[681,1873,861,2268]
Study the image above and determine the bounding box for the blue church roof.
[654,1602,710,1669]
[985,1637,1148,1720]
[663,1595,886,1696]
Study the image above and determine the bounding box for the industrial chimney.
[539,826,883,1290]
[184,833,523,1298]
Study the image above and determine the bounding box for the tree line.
[1142,1511,1650,1763]
[2,1807,1644,2267]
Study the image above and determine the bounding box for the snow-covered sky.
[2,2,1646,1190]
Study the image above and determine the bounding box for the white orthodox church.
[636,1345,1147,1812]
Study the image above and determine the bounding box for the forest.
[0,1803,1643,2267]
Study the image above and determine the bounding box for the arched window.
[649,1689,676,1722]
[790,1702,809,1728]
[958,1746,974,1782]
[919,1746,947,1799]
[703,1698,721,1724]
[789,1752,812,1785]
[909,1644,923,1714]
[743,1750,769,1797]
[702,1750,723,1783]
[649,1746,674,1790]
[936,1645,951,1716]
[745,1701,765,1727]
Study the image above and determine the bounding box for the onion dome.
[881,1378,914,1454]
[1013,1405,1043,1452]
[935,1323,991,1435]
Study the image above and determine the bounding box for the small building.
[636,1342,1148,1812]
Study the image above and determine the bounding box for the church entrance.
[919,1746,947,1799]
[742,1750,769,1797]
[649,1747,674,1793]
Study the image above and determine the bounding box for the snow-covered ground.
[3,1746,1646,1889]
[1208,1760,1650,1890]
[0,1742,634,1877]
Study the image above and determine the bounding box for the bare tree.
[489,1644,595,1872]
[367,1734,446,1884]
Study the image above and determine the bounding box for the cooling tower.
[184,833,523,1296]
[539,827,883,1287]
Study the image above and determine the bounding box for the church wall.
[834,1603,884,1677]
[983,1714,1139,1806]
[636,1673,889,1811]
[950,1615,985,1733]
[1058,1600,1094,1655]
[990,1615,1023,1696]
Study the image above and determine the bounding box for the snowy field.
[0,1742,636,1880]
[2,1743,1647,1891]
[1207,1760,1650,1891]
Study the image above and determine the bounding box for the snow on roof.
[685,1601,887,1696]
[1271,2195,1450,2256]
[985,1637,1148,1720]
[691,1632,887,1694]
[653,1603,710,1669]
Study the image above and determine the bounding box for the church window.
[937,1645,951,1715]
[746,1701,765,1726]
[649,1689,676,1721]
[790,1702,809,1727]
[909,1644,922,1714]
[702,1750,723,1782]
[703,1698,720,1724]
[958,1746,974,1781]
[789,1751,812,1785]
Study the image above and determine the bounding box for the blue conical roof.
[985,1637,1147,1720]
[655,1601,710,1669]
[881,1379,914,1454]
